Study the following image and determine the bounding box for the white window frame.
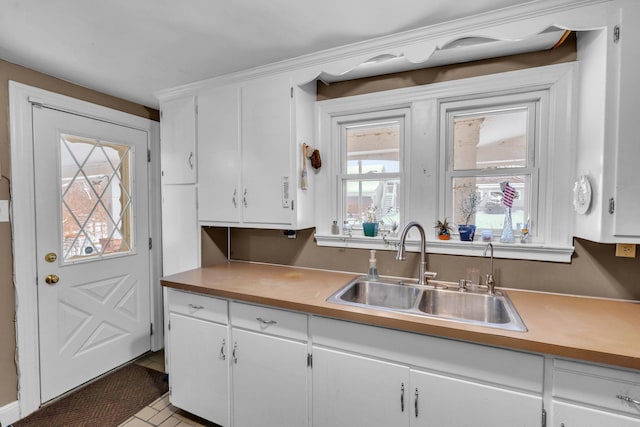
[336,109,409,236]
[440,92,547,240]
[315,63,576,262]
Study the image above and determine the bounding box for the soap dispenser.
[367,249,380,280]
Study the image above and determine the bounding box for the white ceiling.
[0,0,547,108]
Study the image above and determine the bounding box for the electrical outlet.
[615,243,636,258]
[0,200,8,222]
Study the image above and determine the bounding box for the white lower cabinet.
[312,347,410,426]
[167,289,229,426]
[165,291,640,427]
[550,359,640,426]
[310,316,544,427]
[230,302,309,427]
[552,401,640,427]
[411,368,542,427]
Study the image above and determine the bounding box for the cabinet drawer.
[167,288,227,324]
[554,359,640,417]
[230,301,307,341]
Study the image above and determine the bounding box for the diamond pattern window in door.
[60,134,134,262]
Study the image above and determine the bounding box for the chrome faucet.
[482,242,496,294]
[396,221,436,286]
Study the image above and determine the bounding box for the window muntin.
[339,115,404,232]
[60,133,134,263]
[444,98,539,233]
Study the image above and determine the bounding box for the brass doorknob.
[44,252,58,263]
[45,274,59,285]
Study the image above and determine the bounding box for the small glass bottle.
[342,221,351,235]
[331,220,339,235]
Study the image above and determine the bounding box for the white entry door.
[33,106,151,403]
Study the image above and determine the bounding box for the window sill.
[314,233,574,263]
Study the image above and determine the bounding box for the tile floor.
[119,351,219,427]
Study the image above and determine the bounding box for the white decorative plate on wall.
[573,174,592,215]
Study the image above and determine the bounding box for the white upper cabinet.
[240,76,294,226]
[197,85,242,225]
[574,1,640,243]
[198,75,316,229]
[160,96,196,184]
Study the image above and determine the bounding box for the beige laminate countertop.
[161,261,640,370]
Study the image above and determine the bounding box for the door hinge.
[609,197,615,214]
[150,323,154,336]
[147,149,151,163]
[168,321,171,331]
[541,408,547,427]
[149,237,153,250]
[290,86,294,98]
[307,353,313,368]
[614,25,621,43]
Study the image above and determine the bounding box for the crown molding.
[154,0,608,102]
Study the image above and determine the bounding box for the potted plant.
[457,187,480,241]
[434,218,452,240]
[362,205,379,237]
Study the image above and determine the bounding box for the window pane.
[60,134,133,262]
[344,179,400,229]
[452,175,528,231]
[345,121,400,174]
[453,108,528,171]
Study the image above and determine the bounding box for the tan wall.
[202,227,640,301]
[0,59,158,406]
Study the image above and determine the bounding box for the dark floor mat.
[14,363,168,427]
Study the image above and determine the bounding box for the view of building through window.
[60,134,133,262]
[342,119,402,231]
[450,107,531,230]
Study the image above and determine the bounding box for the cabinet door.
[161,185,198,275]
[232,329,308,427]
[612,2,640,237]
[161,96,196,184]
[552,401,640,427]
[410,369,542,427]
[198,86,241,224]
[312,347,410,427]
[241,76,293,226]
[168,312,229,426]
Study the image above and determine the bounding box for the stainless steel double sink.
[326,277,527,332]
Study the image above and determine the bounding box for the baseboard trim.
[0,400,20,426]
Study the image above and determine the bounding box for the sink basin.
[418,288,515,325]
[332,280,421,310]
[327,276,527,332]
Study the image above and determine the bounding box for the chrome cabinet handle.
[256,317,277,325]
[617,395,640,405]
[232,189,237,208]
[188,303,204,311]
[400,383,405,412]
[232,342,238,364]
[243,188,248,207]
[188,151,194,170]
[220,339,226,360]
[414,388,419,418]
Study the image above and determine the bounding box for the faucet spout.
[482,243,496,294]
[396,221,432,286]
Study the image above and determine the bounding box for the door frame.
[9,82,163,418]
